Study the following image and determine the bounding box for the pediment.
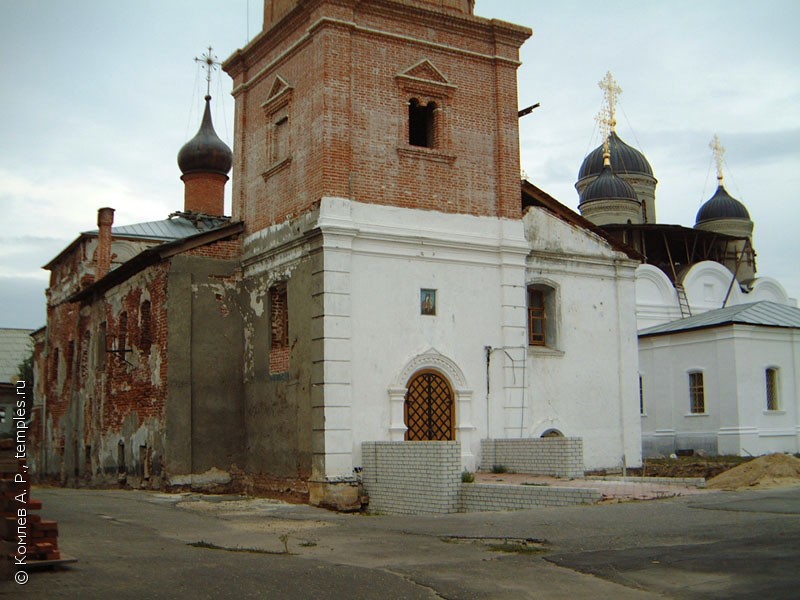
[262,75,293,114]
[400,60,450,85]
[267,75,291,99]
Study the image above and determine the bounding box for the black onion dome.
[580,163,638,204]
[695,184,750,224]
[178,95,232,176]
[578,131,653,180]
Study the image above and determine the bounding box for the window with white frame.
[689,371,705,414]
[527,284,557,348]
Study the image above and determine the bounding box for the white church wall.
[317,197,529,476]
[635,264,682,329]
[309,198,643,479]
[640,325,799,457]
[727,327,799,455]
[640,330,725,456]
[681,260,743,314]
[747,276,794,306]
[524,209,642,471]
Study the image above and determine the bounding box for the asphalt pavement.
[3,484,799,599]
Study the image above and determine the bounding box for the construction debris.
[1,438,68,569]
[706,453,800,490]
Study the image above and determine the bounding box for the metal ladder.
[675,283,692,318]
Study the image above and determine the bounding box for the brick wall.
[361,441,461,514]
[480,438,585,479]
[224,1,530,234]
[34,262,171,483]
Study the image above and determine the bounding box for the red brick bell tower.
[224,0,529,231]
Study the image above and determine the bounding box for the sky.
[1,0,798,329]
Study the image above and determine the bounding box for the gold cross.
[598,71,622,131]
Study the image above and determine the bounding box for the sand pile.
[706,453,800,490]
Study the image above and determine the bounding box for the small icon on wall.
[421,289,436,316]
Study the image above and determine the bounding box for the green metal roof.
[83,215,230,241]
[639,301,800,338]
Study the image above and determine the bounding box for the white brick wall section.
[362,440,600,514]
[362,441,462,515]
[480,438,585,478]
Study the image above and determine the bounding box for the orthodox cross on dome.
[195,46,221,97]
[595,71,622,158]
[710,134,726,183]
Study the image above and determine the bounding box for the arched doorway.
[404,370,454,441]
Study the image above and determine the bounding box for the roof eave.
[68,221,244,304]
[521,180,644,261]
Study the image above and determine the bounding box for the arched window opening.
[140,300,152,354]
[541,429,563,438]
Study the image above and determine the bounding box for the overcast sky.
[1,0,798,329]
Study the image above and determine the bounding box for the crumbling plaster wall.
[165,250,245,480]
[239,219,316,484]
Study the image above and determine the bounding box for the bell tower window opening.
[409,98,437,148]
[271,114,289,165]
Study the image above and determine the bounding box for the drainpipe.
[485,346,492,439]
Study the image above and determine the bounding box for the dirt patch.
[706,454,800,490]
[626,456,751,479]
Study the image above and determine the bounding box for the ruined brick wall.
[183,238,242,260]
[34,262,170,486]
[225,0,530,234]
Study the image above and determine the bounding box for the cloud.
[0,276,47,329]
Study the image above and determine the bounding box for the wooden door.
[404,370,454,441]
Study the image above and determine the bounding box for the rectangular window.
[272,114,289,165]
[689,371,705,414]
[409,98,436,148]
[528,288,546,346]
[269,283,289,374]
[766,368,779,411]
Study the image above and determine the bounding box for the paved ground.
[3,484,799,599]
[474,473,708,501]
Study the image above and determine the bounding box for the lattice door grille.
[404,371,454,441]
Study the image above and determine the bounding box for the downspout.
[485,346,492,439]
[614,260,628,476]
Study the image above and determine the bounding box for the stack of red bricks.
[0,439,61,563]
